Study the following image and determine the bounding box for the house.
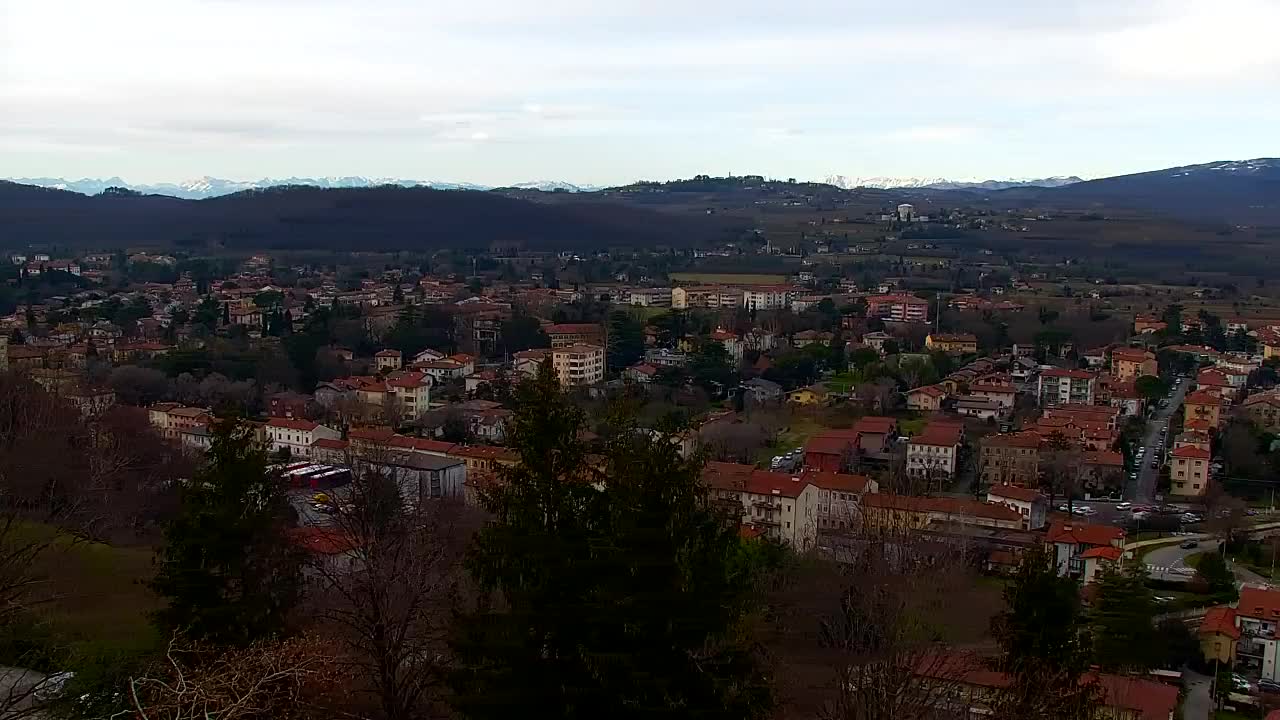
[1037,368,1096,406]
[374,349,403,372]
[1183,390,1226,429]
[265,418,340,458]
[356,452,467,505]
[787,383,829,406]
[1199,606,1239,666]
[906,384,946,411]
[287,527,362,576]
[791,329,833,349]
[803,429,860,472]
[979,433,1041,487]
[1110,347,1158,381]
[624,363,659,384]
[954,396,1003,420]
[551,343,606,387]
[861,331,894,355]
[986,485,1048,530]
[1235,586,1280,680]
[925,332,978,354]
[1045,521,1125,578]
[412,348,446,364]
[1169,445,1210,496]
[1244,392,1280,429]
[1078,545,1124,584]
[415,359,468,382]
[545,322,605,348]
[741,377,783,405]
[1080,450,1125,495]
[1134,314,1167,334]
[851,416,899,459]
[701,462,819,549]
[228,306,263,328]
[268,391,311,419]
[179,424,213,453]
[709,329,743,363]
[906,424,963,483]
[513,348,551,376]
[148,404,211,440]
[968,382,1016,410]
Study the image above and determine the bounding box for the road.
[1130,378,1190,503]
[1144,537,1218,583]
[1182,669,1213,720]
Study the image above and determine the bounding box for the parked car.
[1258,679,1280,695]
[1116,502,1132,511]
[1180,539,1199,549]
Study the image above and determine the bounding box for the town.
[7,196,1280,719]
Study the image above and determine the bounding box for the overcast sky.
[2,0,1278,185]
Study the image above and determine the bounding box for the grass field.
[755,416,825,466]
[669,272,788,285]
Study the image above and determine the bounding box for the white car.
[1116,502,1132,511]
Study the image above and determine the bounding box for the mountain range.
[4,176,601,199]
[821,175,1084,191]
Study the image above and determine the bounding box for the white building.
[1037,368,1096,406]
[906,431,961,480]
[742,286,795,311]
[552,343,606,387]
[1236,586,1280,680]
[703,463,819,549]
[986,484,1048,530]
[265,418,341,458]
[897,203,915,222]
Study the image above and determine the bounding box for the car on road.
[1180,539,1199,549]
[1116,502,1132,511]
[1150,460,1159,469]
[1259,679,1280,695]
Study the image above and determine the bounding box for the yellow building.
[1198,607,1239,665]
[551,343,605,387]
[925,333,978,354]
[1183,390,1225,429]
[786,384,829,406]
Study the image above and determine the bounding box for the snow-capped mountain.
[3,175,577,199]
[822,175,1084,191]
[509,180,601,192]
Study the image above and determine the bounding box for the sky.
[2,0,1279,186]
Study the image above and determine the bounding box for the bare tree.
[307,453,478,720]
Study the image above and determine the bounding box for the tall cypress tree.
[151,417,302,645]
[449,363,773,719]
[1091,557,1159,672]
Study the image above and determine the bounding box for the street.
[1144,537,1218,583]
[1130,377,1190,503]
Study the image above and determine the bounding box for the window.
[785,522,790,529]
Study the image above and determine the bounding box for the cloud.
[883,126,981,143]
[1095,0,1280,81]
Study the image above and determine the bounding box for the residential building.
[1080,450,1125,495]
[512,348,551,376]
[860,494,1024,531]
[925,333,978,354]
[179,425,213,453]
[979,432,1041,487]
[864,293,929,324]
[701,462,819,549]
[954,396,1003,420]
[906,384,946,411]
[268,392,311,419]
[374,349,403,372]
[861,331,894,355]
[64,386,115,417]
[1133,315,1167,334]
[741,378,783,405]
[803,428,859,472]
[1169,445,1210,496]
[644,348,688,367]
[1200,606,1240,666]
[742,286,795,311]
[356,452,467,504]
[624,363,659,383]
[265,418,340,458]
[551,343,606,387]
[905,424,962,483]
[986,485,1048,530]
[709,329,743,363]
[787,383,829,406]
[1184,390,1226,429]
[148,404,211,440]
[806,469,878,531]
[1244,391,1280,429]
[1037,368,1096,406]
[1110,347,1158,381]
[546,322,605,348]
[1236,586,1280,680]
[967,382,1016,410]
[1045,521,1125,578]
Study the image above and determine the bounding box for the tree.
[606,310,645,371]
[1091,557,1159,672]
[990,545,1098,719]
[151,417,303,646]
[449,364,773,719]
[1195,549,1238,603]
[1134,375,1168,402]
[108,365,171,405]
[498,312,550,356]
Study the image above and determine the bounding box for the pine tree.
[990,545,1099,719]
[151,417,302,646]
[1091,557,1159,672]
[449,363,773,719]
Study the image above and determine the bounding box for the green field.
[669,272,789,285]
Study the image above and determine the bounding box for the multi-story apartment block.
[979,432,1041,487]
[545,323,605,348]
[1169,445,1210,496]
[552,343,606,387]
[1110,347,1158,382]
[906,424,963,482]
[742,286,795,311]
[264,417,341,459]
[1037,368,1096,406]
[702,462,820,549]
[864,293,929,323]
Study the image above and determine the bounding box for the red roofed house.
[860,494,1024,531]
[1169,445,1211,497]
[968,382,1017,411]
[986,484,1048,530]
[265,417,340,458]
[865,293,929,323]
[1037,368,1096,406]
[803,469,878,531]
[374,349,403,372]
[803,429,860,472]
[852,416,899,456]
[700,462,818,549]
[1236,586,1280,680]
[1078,545,1124,584]
[906,423,963,486]
[1199,606,1240,665]
[287,527,361,575]
[1045,520,1125,579]
[1111,347,1158,382]
[545,322,604,348]
[624,363,659,384]
[1184,390,1227,429]
[906,384,946,411]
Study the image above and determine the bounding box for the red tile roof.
[853,416,897,434]
[1199,606,1241,639]
[1171,445,1210,460]
[1080,546,1123,561]
[801,469,873,494]
[804,429,860,456]
[908,384,946,398]
[1237,586,1280,622]
[1083,450,1124,467]
[1041,368,1094,379]
[374,349,402,357]
[862,494,1023,522]
[1045,521,1124,547]
[743,470,810,498]
[311,438,349,451]
[267,417,322,431]
[286,527,360,555]
[1185,390,1225,406]
[546,323,602,335]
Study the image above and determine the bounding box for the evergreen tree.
[151,418,302,645]
[449,364,772,719]
[1196,549,1239,603]
[221,301,231,326]
[1091,557,1159,672]
[606,310,645,371]
[990,545,1098,719]
[393,284,404,304]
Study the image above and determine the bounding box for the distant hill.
[0,182,740,251]
[823,175,1083,191]
[3,175,603,199]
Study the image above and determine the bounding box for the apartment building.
[906,423,963,482]
[1037,368,1096,406]
[986,484,1048,530]
[1236,586,1280,680]
[1110,347,1158,382]
[545,322,605,348]
[671,286,744,310]
[979,432,1041,487]
[148,403,211,441]
[925,333,978,354]
[552,343,606,387]
[742,286,795,311]
[864,293,929,323]
[1169,445,1210,496]
[701,462,820,549]
[1184,390,1227,429]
